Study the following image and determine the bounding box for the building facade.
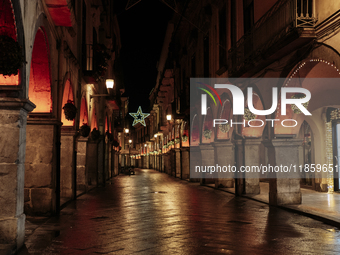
[137,0,340,207]
[0,0,125,252]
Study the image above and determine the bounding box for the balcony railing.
[228,0,317,76]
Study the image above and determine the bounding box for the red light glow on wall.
[28,28,52,112]
[61,79,74,126]
[91,105,98,131]
[79,97,88,127]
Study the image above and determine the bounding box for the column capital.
[199,143,214,150]
[0,98,35,112]
[267,138,303,148]
[243,138,262,146]
[213,140,233,148]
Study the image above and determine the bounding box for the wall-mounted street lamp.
[129,139,132,144]
[106,79,114,89]
[125,128,129,134]
[154,134,157,138]
[166,114,172,121]
[90,78,115,101]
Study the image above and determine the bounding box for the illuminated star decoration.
[129,106,150,127]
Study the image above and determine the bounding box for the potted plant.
[203,129,212,140]
[244,107,255,121]
[63,100,77,120]
[291,93,309,114]
[112,139,119,147]
[79,123,91,137]
[182,135,188,142]
[330,109,340,121]
[219,123,230,133]
[91,128,100,140]
[0,35,26,76]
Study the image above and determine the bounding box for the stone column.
[267,139,302,205]
[234,140,244,195]
[155,155,159,171]
[146,155,150,169]
[0,98,35,251]
[181,148,189,180]
[214,140,234,188]
[199,144,215,184]
[86,140,98,189]
[243,139,262,194]
[113,151,119,176]
[175,148,181,178]
[76,137,88,194]
[161,154,164,172]
[25,119,61,215]
[163,153,168,174]
[171,149,176,176]
[111,149,116,177]
[190,146,201,182]
[60,130,76,203]
[97,138,105,186]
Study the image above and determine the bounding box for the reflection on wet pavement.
[20,169,340,254]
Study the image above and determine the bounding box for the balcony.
[228,0,317,77]
[82,43,111,83]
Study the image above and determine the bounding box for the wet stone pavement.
[19,169,340,255]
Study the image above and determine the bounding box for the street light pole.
[129,139,132,167]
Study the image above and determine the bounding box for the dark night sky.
[115,0,173,115]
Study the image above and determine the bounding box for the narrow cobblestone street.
[20,169,340,255]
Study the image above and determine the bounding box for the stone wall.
[60,133,75,200]
[77,138,87,192]
[25,124,55,215]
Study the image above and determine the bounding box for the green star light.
[129,106,150,127]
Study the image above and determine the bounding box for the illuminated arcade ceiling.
[45,0,74,27]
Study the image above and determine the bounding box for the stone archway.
[0,1,33,252]
[214,98,234,188]
[276,58,340,193]
[24,27,57,216]
[268,56,340,205]
[76,97,89,195]
[60,78,76,205]
[86,104,99,189]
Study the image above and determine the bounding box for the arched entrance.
[0,1,33,251]
[277,58,340,193]
[60,78,76,205]
[77,96,89,195]
[24,27,57,216]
